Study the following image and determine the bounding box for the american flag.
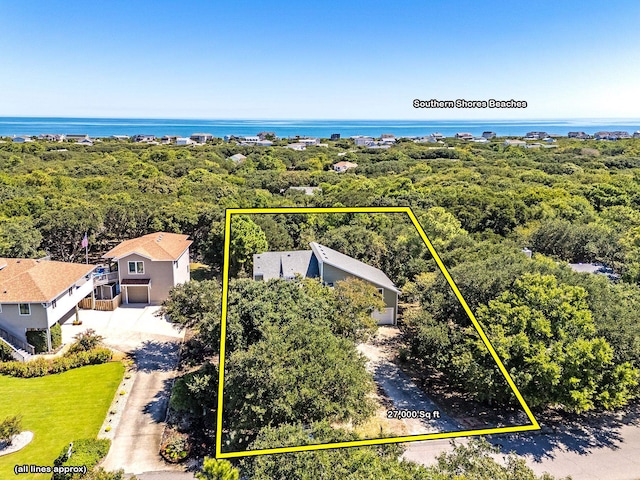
[81,233,88,248]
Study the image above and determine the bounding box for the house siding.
[48,274,94,326]
[0,303,48,344]
[173,248,191,286]
[322,264,398,312]
[118,253,177,304]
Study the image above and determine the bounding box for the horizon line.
[1,115,640,123]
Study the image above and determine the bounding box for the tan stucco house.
[253,242,400,325]
[0,257,95,357]
[102,232,192,305]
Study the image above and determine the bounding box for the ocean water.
[0,117,639,139]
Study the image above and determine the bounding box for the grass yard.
[0,362,124,480]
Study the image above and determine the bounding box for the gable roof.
[253,250,319,280]
[309,243,400,293]
[0,258,94,303]
[103,232,192,261]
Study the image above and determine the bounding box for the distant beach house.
[253,242,400,325]
[286,143,306,151]
[333,161,358,172]
[352,136,374,147]
[176,137,195,146]
[298,137,320,146]
[504,139,527,147]
[132,134,156,143]
[229,153,247,163]
[65,134,90,142]
[482,131,496,139]
[455,132,473,140]
[38,134,65,142]
[12,136,33,143]
[0,257,95,357]
[101,232,192,305]
[190,133,213,144]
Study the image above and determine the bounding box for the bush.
[26,330,48,353]
[69,329,104,353]
[0,341,14,362]
[160,432,190,463]
[0,415,22,443]
[0,347,112,378]
[50,323,62,350]
[52,438,111,480]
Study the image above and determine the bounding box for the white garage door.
[372,307,394,325]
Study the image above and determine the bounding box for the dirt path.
[357,327,461,436]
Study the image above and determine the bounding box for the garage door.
[127,286,149,304]
[372,307,395,325]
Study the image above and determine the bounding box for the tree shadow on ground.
[143,376,175,424]
[129,339,181,373]
[487,402,640,462]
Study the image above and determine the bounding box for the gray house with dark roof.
[253,242,400,325]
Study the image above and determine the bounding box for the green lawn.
[0,362,125,480]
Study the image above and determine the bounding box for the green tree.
[430,438,569,480]
[0,415,22,443]
[228,215,268,276]
[467,274,638,411]
[196,457,240,480]
[332,277,385,341]
[0,217,43,257]
[224,319,375,444]
[243,422,434,480]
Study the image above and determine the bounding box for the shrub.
[50,323,62,350]
[24,357,50,377]
[0,347,112,378]
[69,329,104,353]
[0,415,22,443]
[52,438,111,480]
[160,432,190,463]
[26,330,48,353]
[0,341,14,362]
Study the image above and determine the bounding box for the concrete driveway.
[62,306,194,477]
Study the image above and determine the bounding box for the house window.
[377,288,384,296]
[52,299,57,308]
[128,261,144,274]
[68,287,74,296]
[18,303,31,316]
[255,274,264,281]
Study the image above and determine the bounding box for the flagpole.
[82,232,89,264]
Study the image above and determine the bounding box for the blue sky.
[1,0,639,119]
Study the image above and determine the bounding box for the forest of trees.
[3,135,640,476]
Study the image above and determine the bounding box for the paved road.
[403,410,640,480]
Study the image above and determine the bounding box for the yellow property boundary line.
[216,206,540,458]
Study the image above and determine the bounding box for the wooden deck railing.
[78,294,122,311]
